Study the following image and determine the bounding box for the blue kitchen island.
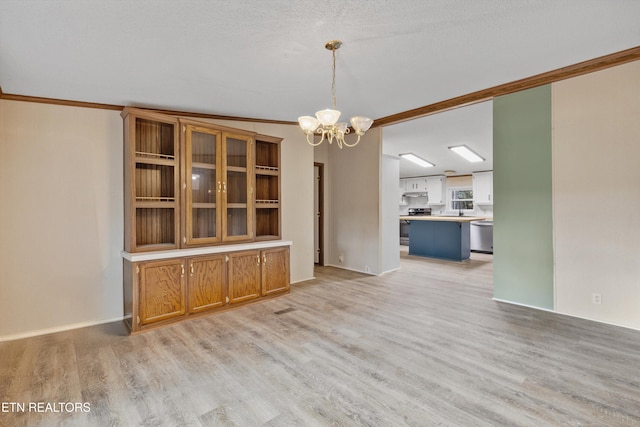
[400,216,486,261]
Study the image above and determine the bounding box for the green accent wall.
[493,85,554,309]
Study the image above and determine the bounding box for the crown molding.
[2,45,639,128]
[372,45,640,127]
[0,91,297,125]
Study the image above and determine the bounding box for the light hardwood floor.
[2,250,640,426]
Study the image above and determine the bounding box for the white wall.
[0,101,314,340]
[553,60,640,330]
[325,129,382,274]
[380,154,400,273]
[0,100,123,339]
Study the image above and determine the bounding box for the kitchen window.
[451,188,473,211]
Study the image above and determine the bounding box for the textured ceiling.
[1,1,639,175]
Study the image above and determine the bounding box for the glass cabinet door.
[184,125,222,245]
[222,133,253,241]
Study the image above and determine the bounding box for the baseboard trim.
[492,298,640,332]
[325,264,377,276]
[0,316,125,342]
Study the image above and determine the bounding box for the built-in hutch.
[121,107,290,333]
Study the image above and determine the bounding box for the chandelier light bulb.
[350,116,374,134]
[315,109,341,126]
[298,116,320,133]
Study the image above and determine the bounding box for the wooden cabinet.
[122,107,288,334]
[261,246,290,296]
[254,135,282,240]
[123,109,181,252]
[187,255,226,314]
[123,244,290,333]
[227,246,289,302]
[426,176,446,205]
[473,171,493,205]
[123,108,281,252]
[138,259,186,325]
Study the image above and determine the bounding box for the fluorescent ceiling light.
[400,153,435,168]
[448,145,485,163]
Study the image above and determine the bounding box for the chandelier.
[298,40,373,148]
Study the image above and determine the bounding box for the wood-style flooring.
[2,249,640,426]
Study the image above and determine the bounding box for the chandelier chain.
[331,47,337,110]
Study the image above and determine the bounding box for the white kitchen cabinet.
[426,176,446,205]
[403,177,428,193]
[473,171,493,205]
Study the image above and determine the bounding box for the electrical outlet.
[338,254,344,263]
[592,293,602,304]
[364,265,370,273]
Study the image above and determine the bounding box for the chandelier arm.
[341,134,362,148]
[306,131,325,147]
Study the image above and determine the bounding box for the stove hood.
[403,191,428,198]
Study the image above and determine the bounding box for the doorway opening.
[314,162,324,265]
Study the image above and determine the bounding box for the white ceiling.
[1,1,639,176]
[384,100,493,178]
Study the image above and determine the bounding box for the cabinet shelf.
[227,165,247,173]
[192,162,216,170]
[256,166,279,175]
[192,202,216,208]
[135,151,175,160]
[256,200,279,207]
[136,197,176,202]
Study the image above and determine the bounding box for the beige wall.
[553,60,640,329]
[0,100,123,339]
[324,129,382,274]
[0,101,314,340]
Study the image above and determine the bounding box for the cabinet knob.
[190,263,194,275]
[181,264,185,276]
[256,255,261,265]
[262,254,267,264]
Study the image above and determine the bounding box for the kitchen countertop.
[399,216,487,223]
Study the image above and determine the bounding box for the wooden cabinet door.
[188,255,226,314]
[261,247,290,296]
[139,259,186,325]
[184,124,223,246]
[222,133,254,242]
[228,250,261,303]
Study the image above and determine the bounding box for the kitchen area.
[384,100,494,262]
[399,171,493,261]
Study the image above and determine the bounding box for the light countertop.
[399,216,487,223]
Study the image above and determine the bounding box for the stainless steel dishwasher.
[470,220,493,253]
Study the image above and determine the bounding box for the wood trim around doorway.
[314,162,324,266]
